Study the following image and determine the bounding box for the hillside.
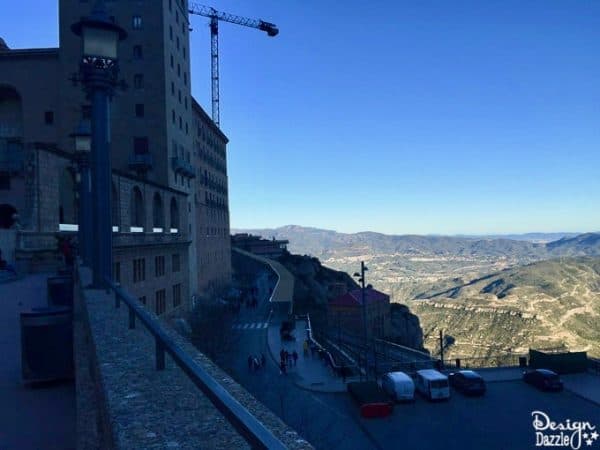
[409,257,600,358]
[232,226,600,303]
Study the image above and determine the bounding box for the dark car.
[449,370,486,396]
[523,369,564,391]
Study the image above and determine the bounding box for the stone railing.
[74,266,312,449]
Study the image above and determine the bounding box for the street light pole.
[71,0,127,287]
[71,119,92,266]
[354,261,370,381]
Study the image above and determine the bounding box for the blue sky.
[3,1,599,235]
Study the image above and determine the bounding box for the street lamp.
[353,261,370,380]
[71,0,127,287]
[70,119,92,267]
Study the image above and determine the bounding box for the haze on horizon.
[3,1,599,235]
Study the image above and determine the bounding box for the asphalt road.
[222,271,600,450]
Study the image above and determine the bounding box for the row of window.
[138,283,182,316]
[124,254,181,284]
[126,187,180,231]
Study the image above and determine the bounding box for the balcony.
[0,139,24,174]
[128,152,153,173]
[171,156,196,178]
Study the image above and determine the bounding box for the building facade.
[0,0,232,314]
[327,288,392,339]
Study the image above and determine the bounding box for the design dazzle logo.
[532,411,598,449]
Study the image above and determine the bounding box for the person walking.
[280,349,285,363]
[280,360,287,375]
[303,339,309,356]
[292,350,298,366]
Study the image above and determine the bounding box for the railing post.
[156,339,165,370]
[128,305,135,329]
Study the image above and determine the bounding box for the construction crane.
[188,3,279,128]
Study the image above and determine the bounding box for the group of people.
[279,349,299,375]
[247,353,266,371]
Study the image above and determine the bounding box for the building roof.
[329,288,389,307]
[0,47,58,59]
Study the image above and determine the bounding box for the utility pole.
[439,329,445,370]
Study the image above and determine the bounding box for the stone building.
[0,0,232,314]
[327,288,392,339]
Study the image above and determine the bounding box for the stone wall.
[75,266,312,450]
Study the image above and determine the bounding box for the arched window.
[131,186,145,231]
[112,182,119,231]
[170,197,179,232]
[152,192,164,231]
[0,204,17,229]
[0,85,23,138]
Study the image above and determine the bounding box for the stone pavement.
[0,273,76,450]
[266,318,358,393]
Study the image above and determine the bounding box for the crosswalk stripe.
[262,323,268,329]
[232,322,269,330]
[243,324,250,329]
[249,323,256,329]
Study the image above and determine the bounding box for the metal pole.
[360,261,369,381]
[78,155,93,267]
[439,329,444,369]
[91,87,113,287]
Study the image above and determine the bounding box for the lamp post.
[353,261,370,380]
[71,1,126,287]
[70,119,92,267]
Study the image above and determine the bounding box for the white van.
[415,369,450,401]
[382,371,415,402]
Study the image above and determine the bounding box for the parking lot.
[331,378,600,450]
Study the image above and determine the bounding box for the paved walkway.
[0,274,76,450]
[266,318,357,393]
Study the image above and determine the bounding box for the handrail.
[103,277,286,450]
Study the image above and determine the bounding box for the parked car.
[415,369,450,401]
[347,381,394,418]
[523,369,564,391]
[448,370,486,396]
[382,371,415,402]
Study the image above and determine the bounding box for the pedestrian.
[280,360,287,375]
[292,350,298,366]
[248,355,253,371]
[280,349,285,363]
[303,339,309,356]
[261,353,266,368]
[253,356,260,371]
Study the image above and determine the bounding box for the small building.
[231,233,288,259]
[328,288,391,339]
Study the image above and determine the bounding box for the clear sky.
[2,1,599,235]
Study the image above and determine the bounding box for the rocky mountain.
[410,257,600,358]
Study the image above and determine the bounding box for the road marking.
[231,322,269,330]
[243,324,250,329]
[249,323,256,329]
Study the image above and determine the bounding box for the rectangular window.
[133,258,145,283]
[114,262,121,283]
[176,36,179,50]
[135,103,144,118]
[171,81,175,95]
[172,254,180,272]
[169,25,173,40]
[132,15,142,29]
[183,72,187,86]
[182,46,186,60]
[177,64,181,77]
[155,289,166,315]
[133,45,143,59]
[172,109,176,123]
[139,296,146,305]
[44,111,54,125]
[170,54,174,68]
[173,284,181,307]
[155,255,165,277]
[133,137,149,154]
[133,74,143,89]
[179,116,182,129]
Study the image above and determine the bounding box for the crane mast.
[188,3,279,128]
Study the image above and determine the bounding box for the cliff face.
[389,303,426,351]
